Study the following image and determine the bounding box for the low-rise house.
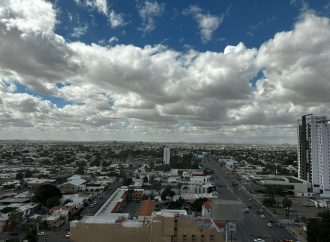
[61,178,86,194]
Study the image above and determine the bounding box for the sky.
[0,0,330,144]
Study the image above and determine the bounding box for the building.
[249,175,311,197]
[298,115,330,196]
[137,199,156,222]
[70,210,224,242]
[163,147,171,165]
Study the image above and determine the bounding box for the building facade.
[163,147,171,165]
[298,115,330,196]
[70,212,224,242]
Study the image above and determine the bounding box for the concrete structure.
[250,175,311,196]
[163,147,171,165]
[211,200,243,221]
[70,210,224,242]
[298,115,330,196]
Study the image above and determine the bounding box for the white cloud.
[109,36,119,45]
[108,10,124,28]
[71,24,88,38]
[185,5,223,43]
[73,0,125,28]
[0,0,56,34]
[138,0,165,33]
[1,0,330,143]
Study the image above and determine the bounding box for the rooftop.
[138,199,156,217]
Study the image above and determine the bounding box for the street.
[205,155,297,242]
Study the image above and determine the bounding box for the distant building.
[163,147,171,164]
[298,115,330,196]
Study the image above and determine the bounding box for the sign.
[227,222,236,232]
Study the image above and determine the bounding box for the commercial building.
[70,210,224,242]
[70,187,224,242]
[250,175,311,196]
[163,147,171,164]
[297,115,330,196]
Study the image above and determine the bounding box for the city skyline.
[0,0,330,143]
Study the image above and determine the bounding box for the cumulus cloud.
[137,0,165,33]
[184,5,223,43]
[1,0,330,143]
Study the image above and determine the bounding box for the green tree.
[16,172,24,180]
[33,184,62,206]
[307,211,330,242]
[8,210,23,231]
[168,197,184,209]
[263,197,276,207]
[143,176,148,183]
[191,198,208,212]
[46,197,60,208]
[282,197,293,216]
[161,187,175,201]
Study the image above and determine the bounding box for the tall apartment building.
[297,115,330,196]
[163,147,171,164]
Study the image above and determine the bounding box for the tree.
[307,212,330,242]
[33,184,62,206]
[143,176,148,183]
[191,198,208,212]
[282,197,292,208]
[168,197,184,209]
[282,197,293,216]
[8,210,23,231]
[161,187,175,201]
[16,172,24,180]
[46,197,60,208]
[123,178,132,186]
[263,197,276,207]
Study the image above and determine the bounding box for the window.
[210,234,214,241]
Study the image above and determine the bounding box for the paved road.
[205,155,297,242]
[80,181,121,217]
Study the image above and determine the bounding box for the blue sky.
[53,0,329,51]
[0,0,330,143]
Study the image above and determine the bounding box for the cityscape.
[0,1,330,242]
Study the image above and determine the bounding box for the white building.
[298,115,330,196]
[163,147,170,165]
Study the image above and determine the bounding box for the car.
[260,208,264,213]
[66,232,70,238]
[243,208,250,213]
[267,222,273,227]
[37,231,46,236]
[89,204,94,208]
[248,197,252,201]
[253,239,265,242]
[260,214,265,219]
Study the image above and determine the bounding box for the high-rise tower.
[297,114,330,196]
[163,147,171,165]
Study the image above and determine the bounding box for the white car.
[253,239,265,242]
[267,222,273,227]
[37,231,46,236]
[260,214,266,219]
[66,232,70,238]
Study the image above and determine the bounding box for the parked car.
[66,232,70,238]
[37,231,46,236]
[260,214,265,219]
[267,222,273,227]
